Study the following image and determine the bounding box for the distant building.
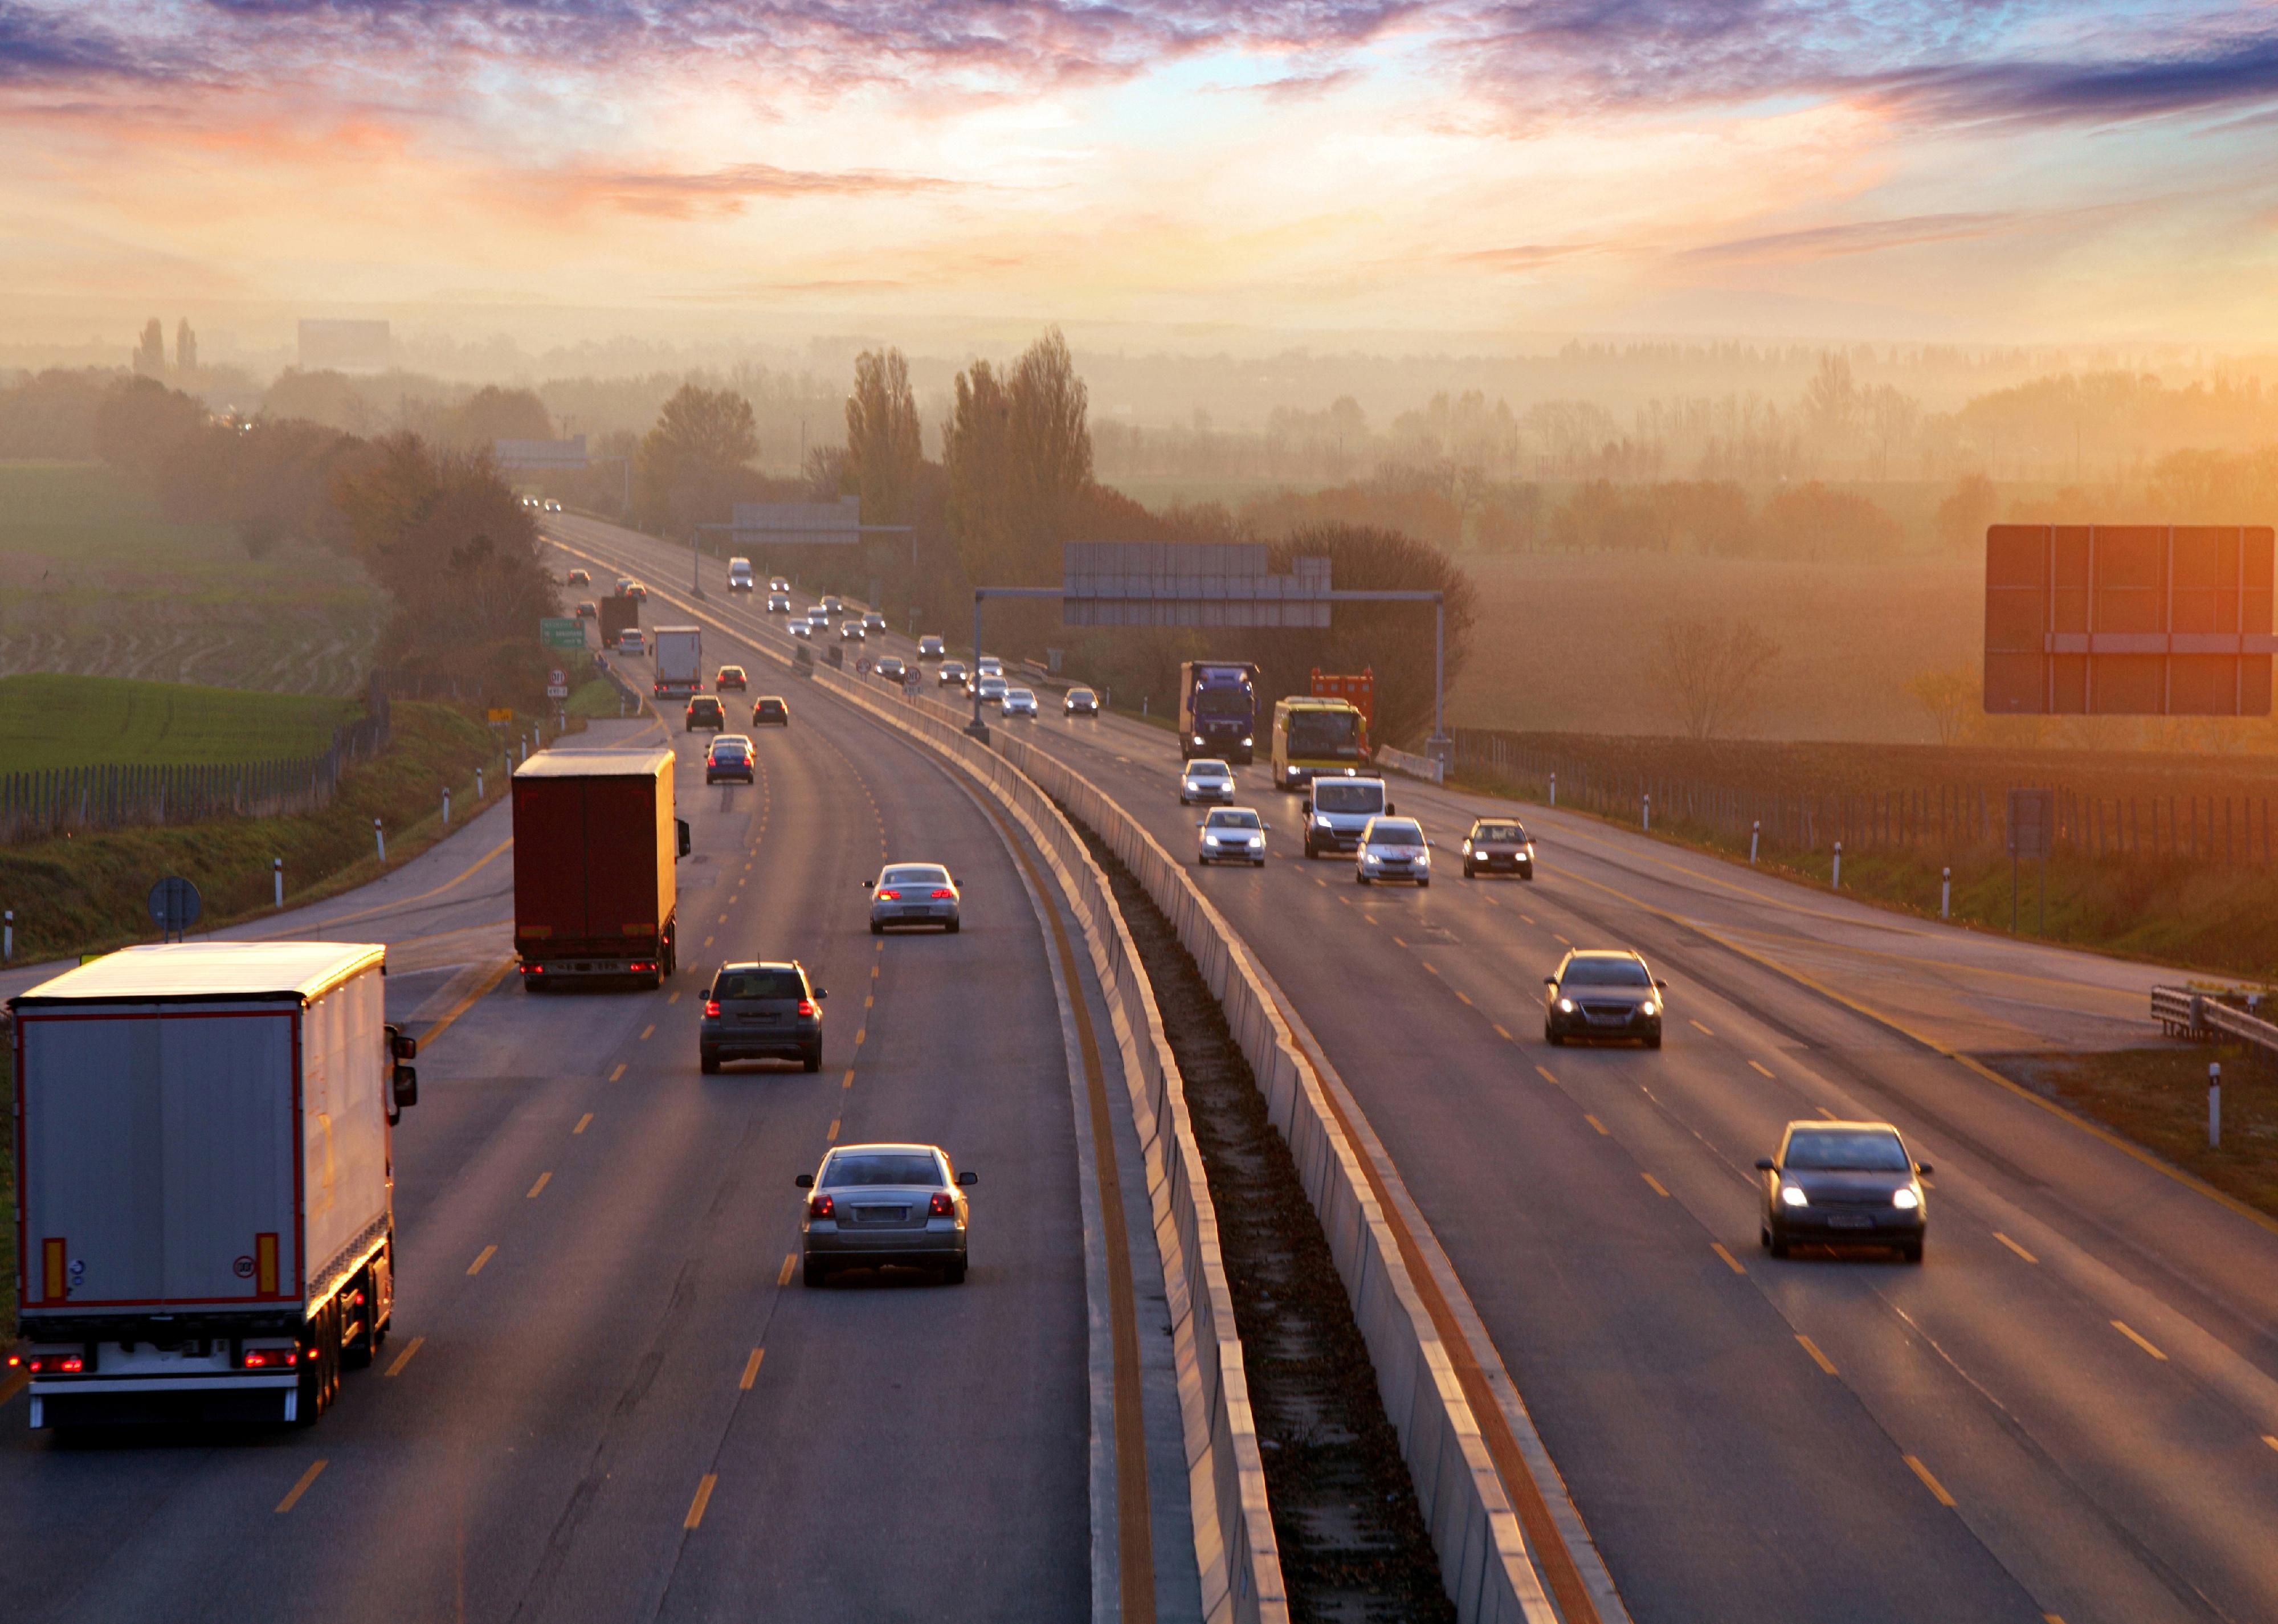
[297,319,391,374]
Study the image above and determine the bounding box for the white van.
[727,557,754,592]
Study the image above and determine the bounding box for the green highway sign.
[540,617,586,648]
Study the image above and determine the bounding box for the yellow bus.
[1269,697,1367,790]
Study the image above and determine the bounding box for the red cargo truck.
[1310,668,1375,752]
[512,747,688,990]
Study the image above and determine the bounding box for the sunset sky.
[6,1,2278,354]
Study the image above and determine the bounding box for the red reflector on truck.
[239,1347,298,1369]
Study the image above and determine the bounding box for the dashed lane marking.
[1711,1243,1746,1275]
[1584,1114,1609,1135]
[1749,1060,1776,1078]
[1641,1172,1671,1198]
[608,1063,626,1083]
[740,1348,765,1390]
[574,1113,593,1134]
[1553,933,1571,945]
[1995,1232,2038,1263]
[1797,1334,1838,1374]
[778,1254,796,1287]
[1535,1065,1558,1083]
[684,1474,718,1530]
[1494,1024,1514,1041]
[827,1118,841,1142]
[467,1245,497,1276]
[1689,1019,1715,1036]
[640,1025,655,1040]
[668,991,681,1005]
[526,1172,551,1198]
[384,1336,425,1377]
[275,1459,328,1513]
[1454,990,1472,1005]
[2112,1320,2167,1361]
[1904,1455,1957,1507]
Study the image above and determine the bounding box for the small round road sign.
[147,875,202,939]
[549,667,567,687]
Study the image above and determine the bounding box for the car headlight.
[1204,835,1222,845]
[1557,997,1575,1013]
[1780,1185,1808,1207]
[1193,735,1204,745]
[1639,999,1658,1018]
[1315,815,1332,829]
[1242,736,1253,746]
[1892,1187,1920,1210]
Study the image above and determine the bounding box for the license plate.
[1827,1214,1873,1229]
[855,1206,905,1222]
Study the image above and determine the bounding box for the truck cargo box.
[9,941,410,1427]
[512,746,683,988]
[651,625,702,697]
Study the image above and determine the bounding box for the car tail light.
[930,888,954,899]
[929,1192,955,1217]
[239,1346,298,1369]
[795,998,815,1017]
[808,1193,835,1218]
[877,888,901,901]
[704,999,721,1017]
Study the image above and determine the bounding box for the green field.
[0,672,356,770]
[0,461,385,695]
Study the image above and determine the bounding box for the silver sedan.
[1178,758,1236,805]
[1197,807,1269,866]
[865,862,961,933]
[797,1143,975,1285]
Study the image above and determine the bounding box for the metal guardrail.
[2152,985,2278,1055]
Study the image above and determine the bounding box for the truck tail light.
[930,888,954,899]
[929,1192,955,1217]
[630,961,657,973]
[795,999,815,1017]
[26,1353,85,1374]
[704,999,721,1017]
[808,1193,834,1219]
[239,1346,298,1369]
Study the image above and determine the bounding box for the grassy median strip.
[1072,817,1455,1621]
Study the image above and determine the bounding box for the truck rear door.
[515,777,590,943]
[20,1005,299,1311]
[584,774,662,944]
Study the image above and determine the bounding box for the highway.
[555,511,2278,1624]
[2,652,1190,1617]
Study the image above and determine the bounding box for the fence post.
[1941,866,1951,919]
[477,766,485,802]
[443,786,452,829]
[1750,820,1759,863]
[1832,840,1843,889]
[1549,772,1557,806]
[1642,791,1651,833]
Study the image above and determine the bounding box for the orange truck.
[1309,668,1375,752]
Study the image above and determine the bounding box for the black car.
[701,961,825,1074]
[685,695,725,732]
[1758,1121,1929,1262]
[1460,817,1533,878]
[1543,949,1664,1047]
[752,696,790,727]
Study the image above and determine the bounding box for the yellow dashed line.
[526,1172,551,1198]
[384,1335,425,1377]
[609,1063,626,1082]
[684,1474,718,1529]
[1796,1334,1837,1374]
[1749,1060,1775,1078]
[2112,1320,2167,1361]
[1904,1455,1957,1507]
[1494,1024,1514,1041]
[1688,1019,1714,1037]
[740,1348,765,1390]
[1995,1231,2038,1263]
[639,1025,655,1040]
[1641,1172,1671,1198]
[704,936,715,947]
[827,1118,841,1141]
[1453,989,1472,1005]
[467,1244,496,1276]
[778,1254,796,1286]
[1534,1064,1558,1084]
[1584,1114,1609,1135]
[275,1459,328,1513]
[668,991,681,1005]
[574,1112,593,1134]
[1710,1243,1746,1275]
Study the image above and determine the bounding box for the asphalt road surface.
[2,678,1118,1620]
[557,513,2278,1624]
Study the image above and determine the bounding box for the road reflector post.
[2211,1063,2223,1149]
[3,908,11,961]
[274,856,284,910]
[476,767,484,801]
[1549,772,1557,806]
[1642,791,1651,833]
[1941,866,1952,919]
[374,818,385,866]
[1831,840,1842,889]
[1749,819,1759,863]
[442,786,451,828]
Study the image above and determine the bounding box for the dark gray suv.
[1543,949,1664,1048]
[700,961,825,1074]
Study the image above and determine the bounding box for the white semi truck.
[652,624,702,699]
[7,942,417,1428]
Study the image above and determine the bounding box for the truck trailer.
[512,746,688,990]
[8,942,418,1428]
[1177,660,1262,763]
[651,625,702,699]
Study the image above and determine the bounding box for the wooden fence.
[1,692,390,844]
[1453,728,2278,867]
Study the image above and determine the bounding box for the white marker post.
[273,857,284,910]
[1941,866,1952,919]
[2210,1062,2222,1149]
[442,786,451,829]
[1642,792,1651,833]
[1549,772,1557,807]
[3,908,11,962]
[1831,840,1843,889]
[476,767,485,802]
[374,818,386,866]
[1749,820,1759,863]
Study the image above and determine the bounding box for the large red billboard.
[1983,524,2276,716]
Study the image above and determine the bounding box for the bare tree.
[1646,618,1779,739]
[1904,667,1977,746]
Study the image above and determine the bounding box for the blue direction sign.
[148,875,202,941]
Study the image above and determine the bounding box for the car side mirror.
[813,989,827,999]
[862,879,874,889]
[1386,801,1397,815]
[1543,976,1557,986]
[392,1065,419,1110]
[1754,1158,1777,1172]
[1655,980,1668,991]
[795,1173,814,1189]
[386,1024,417,1061]
[676,818,691,859]
[957,1170,977,1186]
[1197,821,1206,829]
[1916,1163,1933,1178]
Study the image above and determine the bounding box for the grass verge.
[0,701,542,964]
[1982,1045,2278,1222]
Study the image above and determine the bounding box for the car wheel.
[1356,872,1370,885]
[1521,867,1534,880]
[1901,1239,1925,1264]
[1463,862,1475,878]
[803,1260,829,1287]
[1769,1226,1791,1259]
[1418,878,1430,888]
[803,1048,822,1074]
[1254,858,1266,868]
[700,1050,719,1075]
[1545,1025,1562,1045]
[942,1258,968,1286]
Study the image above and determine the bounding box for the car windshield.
[1561,956,1651,986]
[1069,688,1093,701]
[1196,691,1250,717]
[1187,762,1230,779]
[691,700,720,714]
[758,698,784,711]
[1314,781,1385,814]
[1207,810,1260,829]
[823,1153,944,1189]
[1368,820,1423,844]
[1474,823,1526,842]
[1784,1130,1910,1172]
[715,968,805,1000]
[883,866,949,888]
[1288,711,1362,756]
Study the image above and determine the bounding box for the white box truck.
[7,942,418,1428]
[652,624,702,699]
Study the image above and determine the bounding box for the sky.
[5,1,2278,357]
